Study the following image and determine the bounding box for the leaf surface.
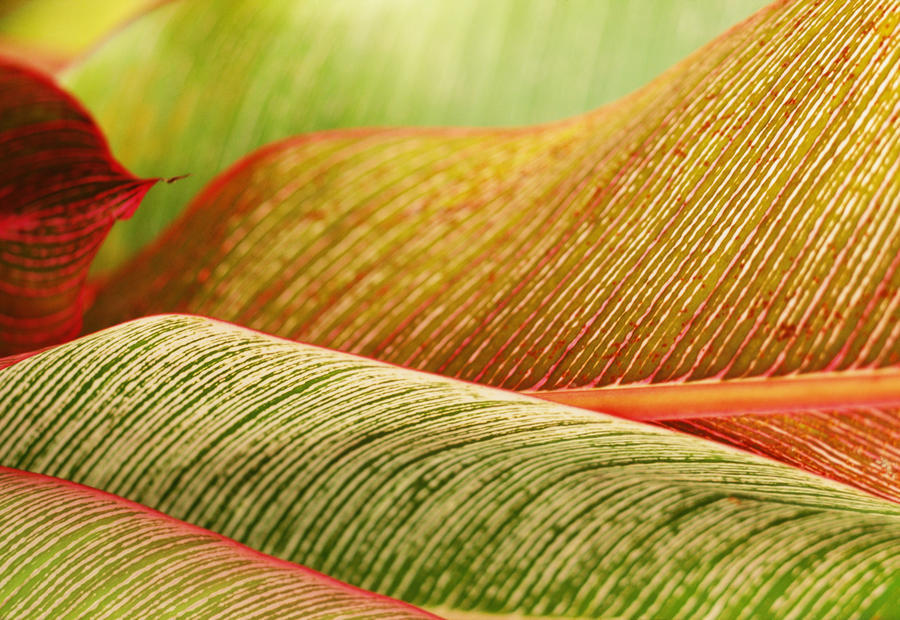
[0,58,155,354]
[0,467,433,618]
[87,0,900,386]
[82,0,900,499]
[3,314,900,618]
[61,0,767,267]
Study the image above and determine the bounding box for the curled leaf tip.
[0,57,154,354]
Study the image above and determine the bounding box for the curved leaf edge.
[0,465,436,618]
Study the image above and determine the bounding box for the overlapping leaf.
[0,467,432,618]
[3,314,900,617]
[81,1,900,497]
[2,0,897,617]
[61,0,767,267]
[0,58,155,355]
[663,406,900,504]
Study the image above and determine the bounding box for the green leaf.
[0,467,433,618]
[62,0,768,268]
[3,314,900,617]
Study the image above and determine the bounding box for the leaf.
[0,0,157,58]
[533,371,900,503]
[86,0,900,385]
[0,58,156,355]
[82,1,900,496]
[3,314,900,618]
[0,467,433,618]
[61,0,768,268]
[662,406,900,504]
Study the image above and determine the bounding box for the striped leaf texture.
[662,406,900,504]
[531,371,900,503]
[61,0,767,267]
[0,58,155,355]
[81,0,900,496]
[0,467,432,618]
[3,314,900,618]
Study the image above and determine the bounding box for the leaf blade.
[0,58,156,354]
[0,467,434,618]
[62,0,768,267]
[3,314,900,617]
[86,0,900,387]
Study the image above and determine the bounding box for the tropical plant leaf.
[61,0,768,268]
[85,0,900,386]
[80,0,900,496]
[0,58,156,355]
[0,467,433,618]
[532,371,900,503]
[3,314,900,618]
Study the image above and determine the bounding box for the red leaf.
[0,58,156,354]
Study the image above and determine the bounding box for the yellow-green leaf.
[2,314,900,617]
[0,467,433,618]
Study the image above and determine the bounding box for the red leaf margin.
[0,58,157,354]
[0,466,437,618]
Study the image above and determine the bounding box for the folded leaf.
[3,314,900,618]
[0,467,433,618]
[0,58,155,354]
[62,0,767,267]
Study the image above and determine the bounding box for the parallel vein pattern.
[88,0,900,393]
[531,372,900,503]
[3,315,900,618]
[0,468,431,619]
[662,406,900,504]
[0,59,155,354]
